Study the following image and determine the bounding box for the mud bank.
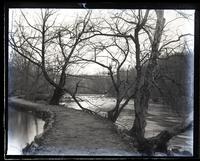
[8,97,55,154]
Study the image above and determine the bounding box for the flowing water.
[7,107,45,155]
[60,94,193,154]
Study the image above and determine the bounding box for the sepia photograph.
[4,4,197,158]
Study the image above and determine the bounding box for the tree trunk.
[49,87,64,105]
[107,103,120,122]
[129,84,150,152]
[49,63,67,105]
[107,109,118,122]
[148,119,193,153]
[129,113,192,155]
[128,10,165,154]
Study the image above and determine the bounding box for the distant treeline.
[64,53,193,113]
[64,69,136,96]
[66,53,193,96]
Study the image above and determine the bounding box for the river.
[60,94,193,154]
[7,107,45,155]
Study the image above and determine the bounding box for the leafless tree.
[9,9,95,105]
[78,9,193,154]
[74,34,136,122]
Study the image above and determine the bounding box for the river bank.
[7,97,138,156]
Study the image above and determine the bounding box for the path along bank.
[8,97,138,156]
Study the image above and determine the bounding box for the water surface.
[7,107,45,155]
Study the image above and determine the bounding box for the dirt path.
[8,97,138,156]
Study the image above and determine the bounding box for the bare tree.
[74,35,136,122]
[9,9,94,105]
[116,10,192,154]
[79,9,193,154]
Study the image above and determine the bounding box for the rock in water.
[181,150,192,156]
[171,148,180,153]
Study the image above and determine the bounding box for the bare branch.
[20,10,42,33]
[112,15,138,25]
[10,48,41,68]
[159,34,192,52]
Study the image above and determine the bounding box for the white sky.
[9,9,194,75]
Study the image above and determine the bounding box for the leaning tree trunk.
[107,103,120,122]
[130,81,193,155]
[49,87,64,105]
[49,65,66,105]
[148,118,193,153]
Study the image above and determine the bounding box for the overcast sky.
[9,9,194,75]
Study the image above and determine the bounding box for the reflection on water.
[61,94,193,154]
[7,106,45,155]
